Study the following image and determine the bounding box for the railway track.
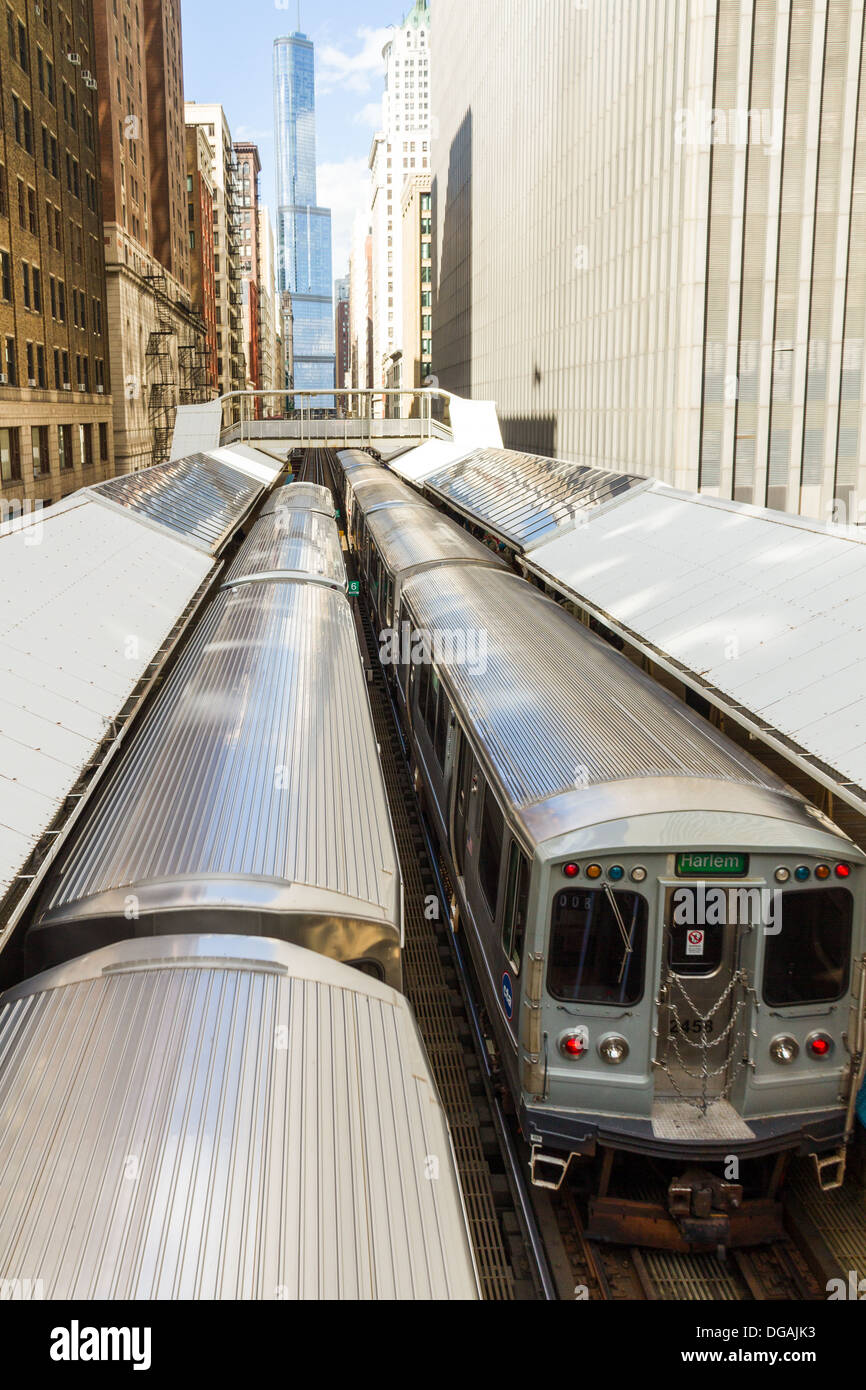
[305,447,854,1305]
[541,1182,822,1300]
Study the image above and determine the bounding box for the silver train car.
[260,480,337,519]
[0,934,479,1299]
[26,492,402,988]
[339,466,866,1245]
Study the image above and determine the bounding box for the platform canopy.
[401,440,866,819]
[0,445,278,912]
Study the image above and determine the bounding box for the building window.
[57,423,73,469]
[99,422,108,461]
[0,427,21,481]
[5,336,16,385]
[0,252,9,303]
[22,262,30,308]
[36,343,45,387]
[31,425,49,475]
[79,423,93,468]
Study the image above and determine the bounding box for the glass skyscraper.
[273,33,335,407]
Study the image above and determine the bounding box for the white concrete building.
[367,0,432,399]
[431,0,866,522]
[349,211,373,391]
[257,208,281,413]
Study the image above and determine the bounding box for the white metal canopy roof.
[0,495,211,902]
[525,483,866,814]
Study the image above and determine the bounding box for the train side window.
[434,679,450,768]
[478,780,504,917]
[763,888,852,1006]
[548,889,647,1005]
[385,572,394,628]
[426,668,441,746]
[417,658,432,728]
[501,841,529,972]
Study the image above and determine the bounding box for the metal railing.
[218,388,454,447]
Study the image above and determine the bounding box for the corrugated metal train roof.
[0,934,478,1299]
[224,509,346,590]
[400,565,793,811]
[38,580,399,928]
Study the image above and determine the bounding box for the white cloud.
[317,26,392,96]
[234,125,273,144]
[354,100,383,129]
[317,155,372,280]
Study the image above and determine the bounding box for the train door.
[654,884,743,1106]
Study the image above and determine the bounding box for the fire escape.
[143,273,176,468]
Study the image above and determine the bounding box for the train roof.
[366,501,508,578]
[260,482,336,519]
[350,473,427,514]
[335,448,378,475]
[223,509,346,591]
[33,580,400,941]
[0,934,479,1300]
[399,565,823,827]
[90,453,262,556]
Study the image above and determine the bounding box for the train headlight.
[774,867,790,883]
[559,1029,588,1059]
[630,866,647,883]
[806,1031,834,1060]
[598,1034,629,1065]
[769,1035,799,1064]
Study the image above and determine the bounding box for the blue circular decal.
[501,971,514,1020]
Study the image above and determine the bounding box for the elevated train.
[335,448,866,1247]
[0,475,480,1300]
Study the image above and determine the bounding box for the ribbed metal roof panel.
[0,935,478,1300]
[400,566,789,810]
[91,454,262,554]
[526,485,866,809]
[366,502,507,576]
[39,582,398,924]
[423,447,647,550]
[261,482,336,518]
[224,510,346,589]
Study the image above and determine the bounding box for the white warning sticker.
[686,929,705,957]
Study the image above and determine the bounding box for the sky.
[180,0,407,282]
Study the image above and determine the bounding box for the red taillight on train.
[835,862,851,878]
[563,862,579,879]
[560,1030,587,1059]
[807,1033,833,1059]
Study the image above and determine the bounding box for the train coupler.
[668,1167,743,1246]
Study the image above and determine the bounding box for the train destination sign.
[675,852,749,877]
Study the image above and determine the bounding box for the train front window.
[763,888,852,1006]
[548,889,647,1005]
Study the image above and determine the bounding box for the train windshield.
[763,888,853,1006]
[548,888,647,1005]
